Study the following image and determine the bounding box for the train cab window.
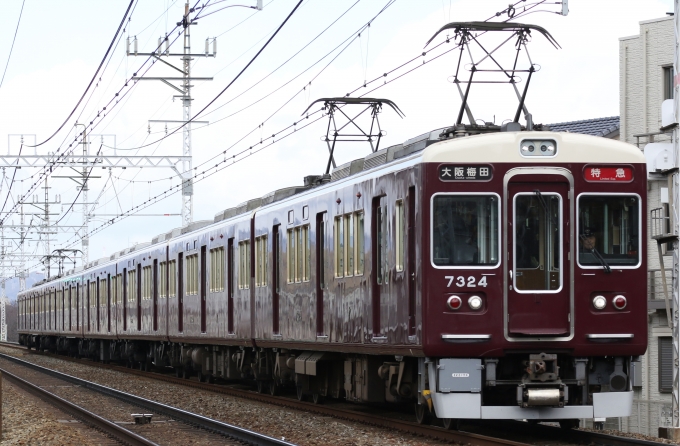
[578,195,640,267]
[514,193,561,291]
[432,194,499,267]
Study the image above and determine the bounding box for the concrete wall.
[618,15,674,436]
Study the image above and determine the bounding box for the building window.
[186,254,199,295]
[660,336,673,393]
[664,66,674,100]
[210,247,225,292]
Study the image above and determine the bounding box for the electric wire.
[0,0,26,92]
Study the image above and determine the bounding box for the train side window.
[577,194,640,268]
[168,260,176,297]
[238,240,250,289]
[355,211,364,275]
[255,236,268,287]
[376,205,386,284]
[335,216,344,278]
[396,200,405,272]
[100,278,107,307]
[186,254,199,295]
[160,261,167,297]
[287,229,295,283]
[143,266,152,300]
[344,214,354,277]
[210,247,225,292]
[432,194,500,267]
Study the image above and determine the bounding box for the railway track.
[1,342,669,446]
[0,350,293,446]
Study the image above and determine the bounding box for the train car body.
[18,129,646,424]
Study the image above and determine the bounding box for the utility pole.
[129,0,217,227]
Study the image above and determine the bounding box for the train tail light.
[468,295,483,310]
[447,296,462,310]
[612,295,627,310]
[592,295,607,310]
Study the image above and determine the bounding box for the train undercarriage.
[18,334,636,427]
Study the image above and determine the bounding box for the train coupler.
[517,383,567,408]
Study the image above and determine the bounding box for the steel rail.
[2,342,670,446]
[0,351,293,446]
[0,367,158,446]
[1,343,525,446]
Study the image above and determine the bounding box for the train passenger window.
[127,270,136,303]
[296,228,303,282]
[168,260,176,297]
[255,236,268,287]
[160,261,167,296]
[376,205,386,284]
[344,214,354,277]
[335,216,344,277]
[142,266,152,300]
[514,193,561,291]
[355,212,364,275]
[238,240,250,289]
[396,200,405,272]
[210,247,225,292]
[186,254,199,295]
[100,279,107,307]
[578,195,640,267]
[432,194,499,267]
[287,229,295,283]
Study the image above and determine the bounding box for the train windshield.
[432,195,499,266]
[578,195,639,266]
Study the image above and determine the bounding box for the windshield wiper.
[579,234,611,274]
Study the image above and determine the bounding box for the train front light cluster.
[592,295,607,310]
[446,295,483,311]
[612,295,627,310]
[520,139,556,157]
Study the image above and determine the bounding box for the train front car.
[421,131,646,424]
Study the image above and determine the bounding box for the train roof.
[26,128,644,290]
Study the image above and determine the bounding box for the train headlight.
[612,295,627,310]
[447,295,462,310]
[520,139,557,157]
[468,295,483,310]
[592,295,607,310]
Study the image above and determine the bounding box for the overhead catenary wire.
[0,0,26,92]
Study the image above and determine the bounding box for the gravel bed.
[1,376,114,445]
[0,357,242,445]
[0,347,447,446]
[578,427,678,445]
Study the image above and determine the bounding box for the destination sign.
[439,164,493,181]
[584,166,633,182]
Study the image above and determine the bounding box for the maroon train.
[18,126,647,426]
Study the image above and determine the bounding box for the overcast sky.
[0,0,673,273]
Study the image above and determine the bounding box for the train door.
[227,238,234,334]
[273,225,281,335]
[315,213,326,336]
[200,245,207,333]
[153,259,158,332]
[506,178,571,338]
[371,196,388,339]
[178,253,184,333]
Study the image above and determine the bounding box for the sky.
[0,0,673,275]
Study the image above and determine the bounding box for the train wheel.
[414,403,431,425]
[296,386,305,401]
[442,418,460,430]
[312,393,323,405]
[256,380,266,393]
[558,419,580,430]
[269,381,278,396]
